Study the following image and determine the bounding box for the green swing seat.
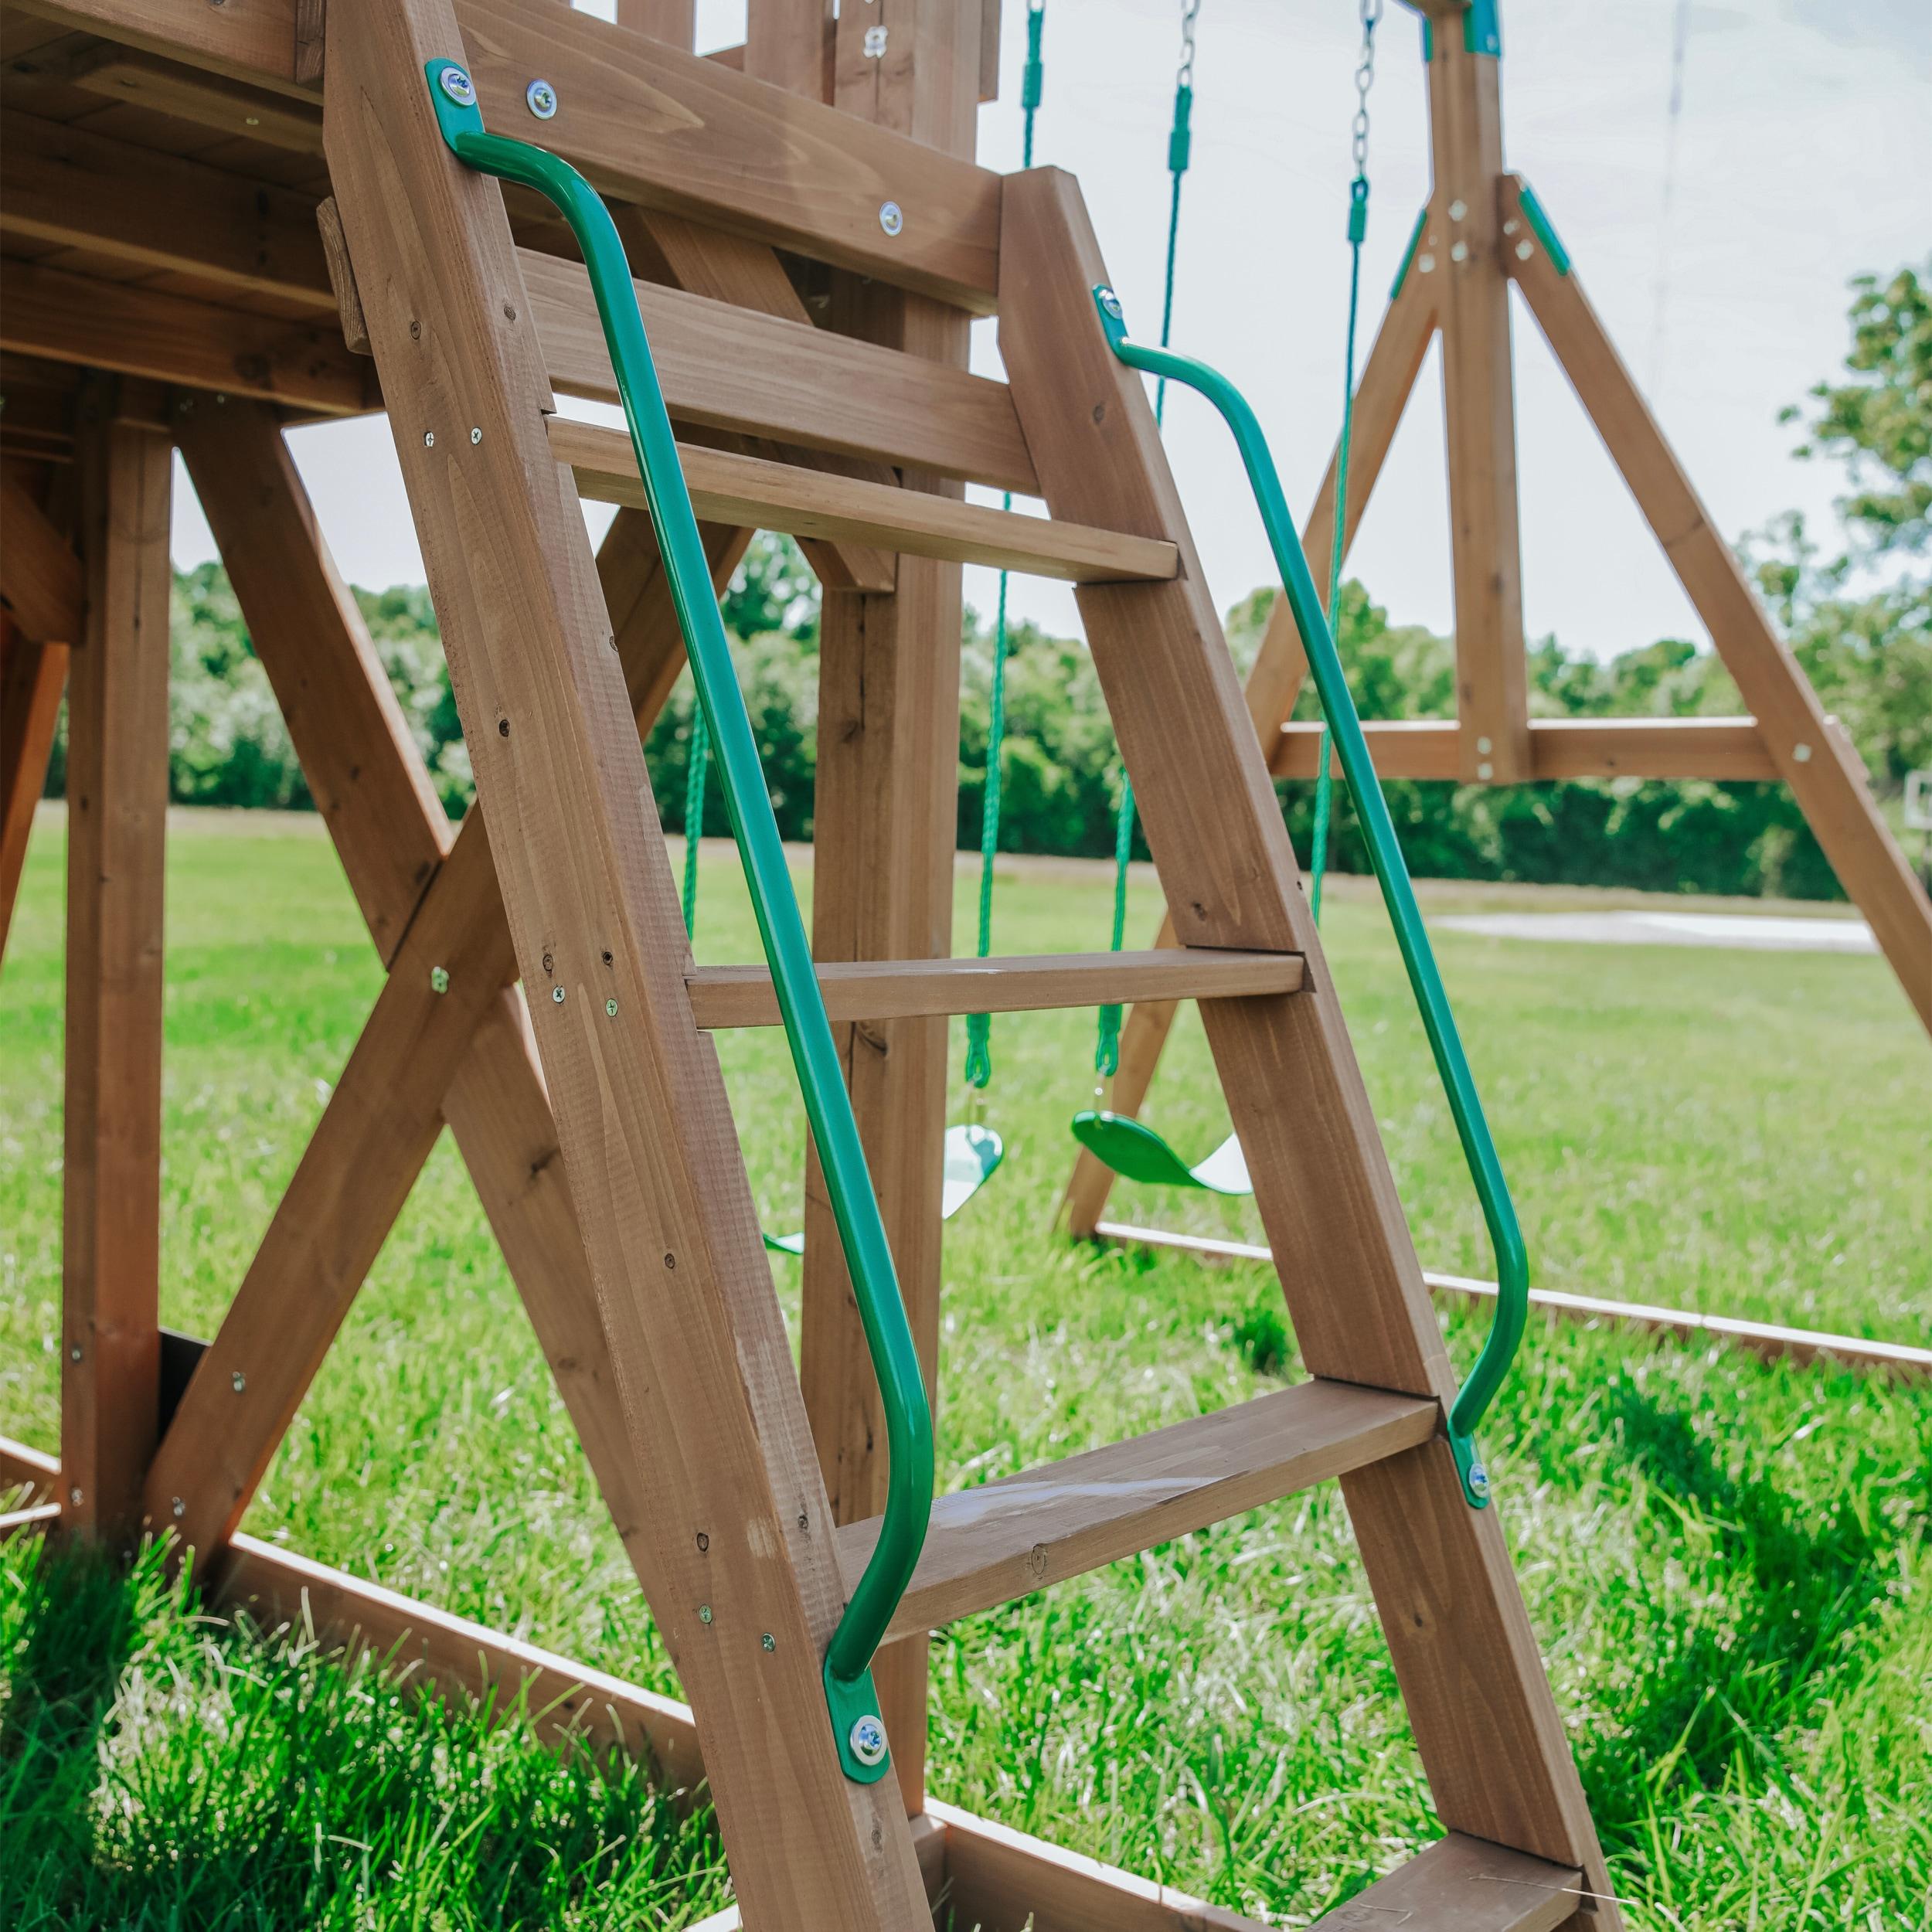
[764,1123,1005,1257]
[1070,1112,1253,1196]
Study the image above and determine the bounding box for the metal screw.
[423,430,435,447]
[1793,742,1813,763]
[551,985,566,1005]
[244,114,260,127]
[877,200,904,238]
[430,966,451,994]
[1502,219,1520,236]
[438,64,476,107]
[849,1715,888,1767]
[1515,240,1533,260]
[469,427,482,445]
[232,1372,247,1393]
[1468,1461,1491,1499]
[1450,240,1470,264]
[1476,736,1493,755]
[697,1604,713,1624]
[1417,253,1436,274]
[760,1632,776,1652]
[1097,286,1124,320]
[1477,760,1495,781]
[1448,197,1468,222]
[172,1498,185,1519]
[862,23,888,57]
[70,1343,83,1362]
[605,998,618,1017]
[526,78,558,119]
[69,1486,83,1507]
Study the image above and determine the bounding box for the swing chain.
[1352,0,1383,181]
[1175,0,1202,91]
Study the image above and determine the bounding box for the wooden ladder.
[284,1,1623,1924]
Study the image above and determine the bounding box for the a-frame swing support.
[2,0,1627,1924]
[1062,0,1932,1241]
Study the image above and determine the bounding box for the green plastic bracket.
[1090,284,1524,1510]
[1412,2,1501,62]
[424,60,930,1782]
[1515,179,1571,277]
[1389,204,1429,301]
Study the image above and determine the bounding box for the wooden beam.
[0,470,86,644]
[61,379,171,1549]
[1427,43,1529,782]
[526,250,1036,492]
[1268,716,1779,783]
[842,1380,1437,1643]
[1504,175,1932,1040]
[555,420,1172,583]
[8,0,313,91]
[998,167,1617,1913]
[70,46,325,153]
[743,0,832,99]
[686,948,1305,1029]
[325,0,930,1914]
[617,0,695,43]
[0,260,374,417]
[1308,1834,1583,1932]
[0,113,325,308]
[0,1500,62,1541]
[0,622,67,959]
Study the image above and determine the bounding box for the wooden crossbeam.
[0,259,375,417]
[556,420,1174,583]
[1270,716,1778,782]
[840,1380,1437,1644]
[0,620,66,959]
[0,111,333,308]
[1308,1834,1583,1932]
[526,250,1037,492]
[0,471,86,645]
[685,948,1304,1029]
[70,46,325,152]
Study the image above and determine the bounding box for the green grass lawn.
[2,809,1929,1928]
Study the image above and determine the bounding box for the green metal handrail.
[1092,286,1522,1508]
[427,61,930,1779]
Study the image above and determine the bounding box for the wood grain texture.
[840,1380,1437,1641]
[743,0,832,98]
[71,47,325,153]
[8,0,307,90]
[315,198,372,353]
[1505,176,1931,1040]
[556,418,1172,582]
[325,0,928,1913]
[1268,716,1778,782]
[1307,1832,1582,1932]
[617,0,696,43]
[686,948,1305,1029]
[0,470,84,644]
[61,383,171,1547]
[0,624,68,960]
[998,168,1617,1912]
[525,249,1036,492]
[0,259,374,416]
[1427,42,1529,782]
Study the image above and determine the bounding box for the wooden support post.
[324,0,927,1917]
[794,0,982,1818]
[1060,266,1435,1236]
[61,378,172,1547]
[999,167,1617,1922]
[1505,182,1932,1038]
[1426,29,1529,783]
[745,0,833,98]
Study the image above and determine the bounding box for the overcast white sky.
[171,0,1932,663]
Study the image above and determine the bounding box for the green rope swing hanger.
[1071,0,1383,1198]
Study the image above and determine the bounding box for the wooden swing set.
[2,0,1919,1926]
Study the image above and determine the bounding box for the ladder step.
[553,418,1180,585]
[685,948,1304,1029]
[840,1379,1437,1642]
[1307,1832,1586,1931]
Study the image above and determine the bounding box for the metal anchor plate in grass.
[764,1124,1005,1256]
[1071,1112,1253,1196]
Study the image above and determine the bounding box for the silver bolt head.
[551,984,566,1005]
[469,427,482,444]
[760,1632,776,1651]
[172,1497,186,1519]
[438,66,476,108]
[1793,742,1813,763]
[1097,287,1124,319]
[526,79,558,119]
[232,1371,247,1393]
[1450,240,1471,264]
[697,1604,713,1624]
[878,200,904,238]
[1468,1462,1491,1498]
[423,430,435,447]
[430,965,451,994]
[70,1343,83,1362]
[1448,197,1468,222]
[69,1486,83,1507]
[1477,760,1495,781]
[1515,240,1533,260]
[849,1714,888,1766]
[605,998,618,1017]
[1475,736,1493,755]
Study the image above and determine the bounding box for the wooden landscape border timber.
[1096,1224,1932,1383]
[12,0,1004,308]
[997,165,1618,1918]
[1270,716,1780,782]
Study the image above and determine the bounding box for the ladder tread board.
[553,419,1179,586]
[1306,1832,1585,1932]
[523,249,1039,494]
[685,948,1305,1029]
[840,1379,1439,1643]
